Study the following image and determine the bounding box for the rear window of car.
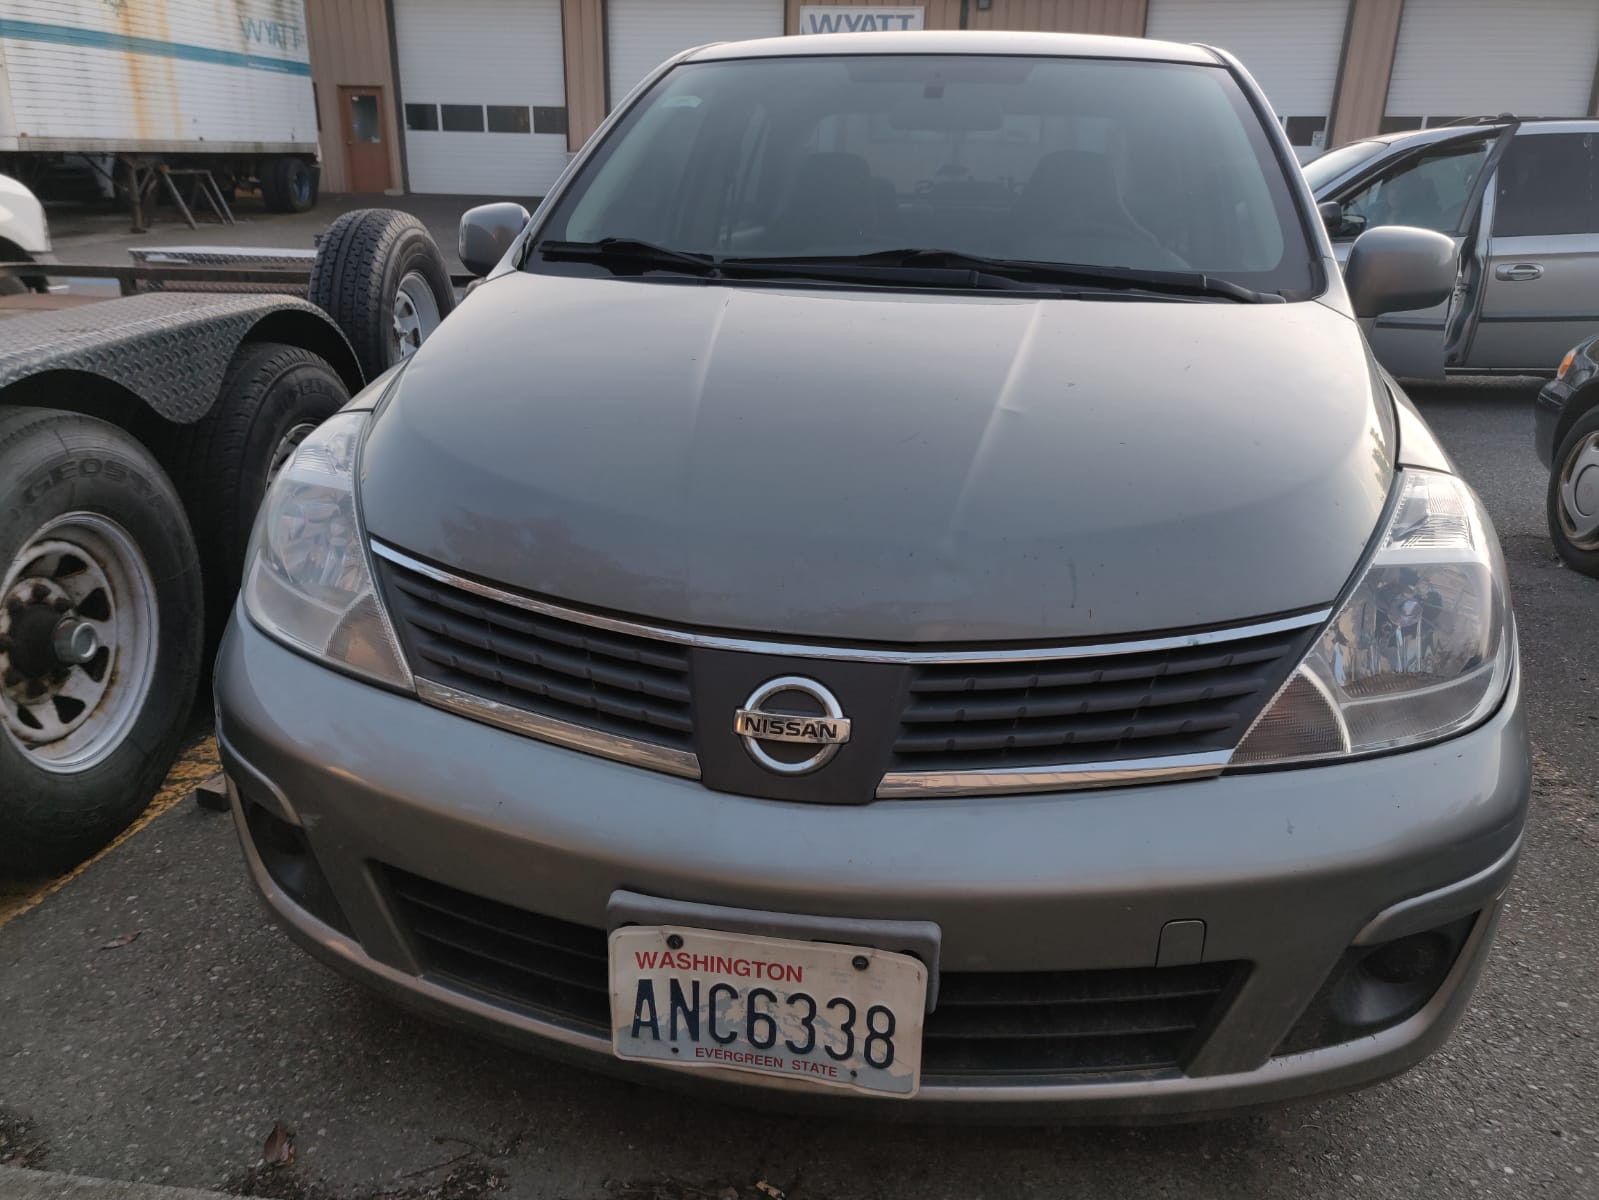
[1494,132,1599,237]
[534,54,1319,297]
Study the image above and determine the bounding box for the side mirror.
[459,202,532,278]
[1317,200,1343,232]
[1343,225,1458,319]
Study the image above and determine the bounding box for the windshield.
[1302,139,1388,192]
[532,54,1318,297]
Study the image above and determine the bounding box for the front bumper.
[1535,377,1570,468]
[216,612,1530,1120]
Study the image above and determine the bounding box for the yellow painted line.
[0,733,221,930]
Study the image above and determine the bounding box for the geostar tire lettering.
[308,208,455,381]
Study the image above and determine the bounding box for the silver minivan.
[1307,119,1599,378]
[217,31,1530,1119]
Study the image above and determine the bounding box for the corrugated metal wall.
[968,0,1148,36]
[304,0,402,191]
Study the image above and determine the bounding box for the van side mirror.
[459,202,532,277]
[1343,225,1458,319]
[1317,200,1343,231]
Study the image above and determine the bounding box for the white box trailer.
[0,0,321,222]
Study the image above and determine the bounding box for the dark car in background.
[1536,333,1599,576]
[1306,118,1599,380]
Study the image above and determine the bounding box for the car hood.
[361,273,1393,642]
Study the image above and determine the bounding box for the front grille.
[892,626,1306,771]
[377,554,694,752]
[384,868,1243,1080]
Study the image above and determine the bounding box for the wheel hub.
[391,270,442,361]
[0,517,157,771]
[1558,432,1599,550]
[0,560,114,747]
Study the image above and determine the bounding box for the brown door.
[340,86,391,193]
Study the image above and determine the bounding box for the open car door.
[1320,123,1518,379]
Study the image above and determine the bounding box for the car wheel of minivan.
[1548,404,1599,579]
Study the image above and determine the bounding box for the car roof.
[683,29,1223,67]
[1360,116,1599,149]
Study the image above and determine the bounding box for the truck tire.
[309,208,454,380]
[1547,404,1599,579]
[165,341,350,642]
[0,408,203,875]
[264,157,317,214]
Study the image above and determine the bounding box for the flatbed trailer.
[0,207,459,873]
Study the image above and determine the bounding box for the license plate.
[608,925,927,1097]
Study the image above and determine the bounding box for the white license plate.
[609,925,927,1097]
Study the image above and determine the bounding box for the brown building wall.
[967,0,1146,36]
[304,0,404,193]
[1327,0,1404,145]
[562,0,609,151]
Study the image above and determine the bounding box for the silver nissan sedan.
[216,31,1530,1119]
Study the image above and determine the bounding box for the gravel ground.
[0,382,1595,1200]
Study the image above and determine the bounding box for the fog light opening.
[1276,912,1479,1056]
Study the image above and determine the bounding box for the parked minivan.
[217,32,1528,1119]
[1307,118,1599,378]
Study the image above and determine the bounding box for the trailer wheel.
[165,341,350,642]
[309,208,454,380]
[264,157,317,214]
[0,408,203,875]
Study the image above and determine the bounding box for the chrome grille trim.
[876,750,1232,799]
[372,542,1328,667]
[416,679,701,781]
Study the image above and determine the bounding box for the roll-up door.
[607,0,784,110]
[1145,0,1349,150]
[394,0,568,196]
[1386,0,1599,128]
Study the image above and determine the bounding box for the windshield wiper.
[537,238,719,276]
[732,249,1283,303]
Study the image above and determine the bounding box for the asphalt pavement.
[1,382,1596,1200]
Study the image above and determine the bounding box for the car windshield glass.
[531,54,1317,296]
[1302,139,1388,190]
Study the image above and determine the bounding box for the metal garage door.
[607,0,784,110]
[1144,0,1349,150]
[1386,0,1599,127]
[393,0,568,196]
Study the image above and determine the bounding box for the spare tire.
[163,340,351,645]
[264,156,317,214]
[309,208,455,381]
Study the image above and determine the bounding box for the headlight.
[1234,469,1510,765]
[241,410,412,689]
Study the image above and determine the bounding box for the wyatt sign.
[798,6,926,33]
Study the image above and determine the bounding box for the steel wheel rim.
[0,513,159,773]
[1557,431,1599,551]
[392,271,441,361]
[268,421,318,486]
